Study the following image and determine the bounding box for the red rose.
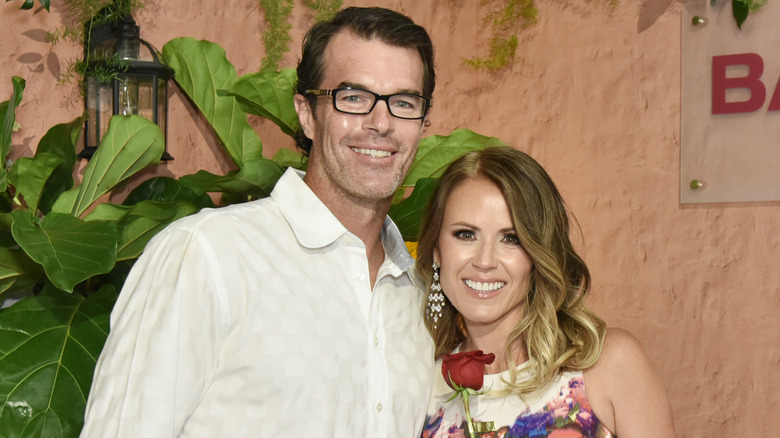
[441,350,496,391]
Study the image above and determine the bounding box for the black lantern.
[80,7,174,160]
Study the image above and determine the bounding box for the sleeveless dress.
[421,359,615,438]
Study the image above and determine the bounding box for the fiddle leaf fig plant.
[1,32,502,437]
[0,77,187,438]
[162,37,264,168]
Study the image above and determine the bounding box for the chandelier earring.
[426,261,446,329]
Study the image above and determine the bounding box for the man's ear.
[294,94,314,140]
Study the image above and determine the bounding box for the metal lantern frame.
[80,10,174,160]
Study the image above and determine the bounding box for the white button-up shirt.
[81,168,435,437]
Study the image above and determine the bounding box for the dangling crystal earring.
[427,262,445,329]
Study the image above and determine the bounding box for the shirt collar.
[272,168,346,249]
[380,217,415,274]
[272,168,416,279]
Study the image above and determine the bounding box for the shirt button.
[375,403,383,413]
[356,273,366,282]
[374,336,380,346]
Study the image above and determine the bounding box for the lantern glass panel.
[85,76,115,148]
[156,77,168,135]
[136,79,152,120]
[117,77,140,116]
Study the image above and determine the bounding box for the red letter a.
[768,75,780,111]
[712,53,766,114]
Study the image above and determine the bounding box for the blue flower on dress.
[508,410,555,437]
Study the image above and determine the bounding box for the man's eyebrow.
[338,81,423,95]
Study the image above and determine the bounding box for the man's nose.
[362,99,394,133]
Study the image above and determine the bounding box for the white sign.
[681,0,780,203]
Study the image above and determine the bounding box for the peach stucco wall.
[2,1,779,436]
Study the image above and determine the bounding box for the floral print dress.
[421,360,615,438]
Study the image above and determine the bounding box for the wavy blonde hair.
[416,147,606,396]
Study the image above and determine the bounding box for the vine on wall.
[464,0,538,71]
[304,0,342,22]
[258,0,343,71]
[259,0,294,71]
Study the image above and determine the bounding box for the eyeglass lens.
[334,88,426,119]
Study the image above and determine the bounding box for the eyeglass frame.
[304,87,432,120]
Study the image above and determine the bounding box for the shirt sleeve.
[81,224,232,437]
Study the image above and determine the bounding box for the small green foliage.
[8,0,50,10]
[71,55,132,85]
[259,0,294,72]
[732,0,767,29]
[745,0,767,13]
[464,35,519,70]
[487,0,538,30]
[44,0,144,87]
[304,0,343,22]
[52,0,143,49]
[464,0,538,71]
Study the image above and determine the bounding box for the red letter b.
[712,53,766,114]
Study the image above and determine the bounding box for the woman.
[417,147,676,438]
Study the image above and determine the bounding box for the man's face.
[295,30,426,206]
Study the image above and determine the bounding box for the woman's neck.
[460,311,529,374]
[461,336,528,375]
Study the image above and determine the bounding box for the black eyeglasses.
[305,87,430,120]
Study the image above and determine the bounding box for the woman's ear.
[433,247,440,266]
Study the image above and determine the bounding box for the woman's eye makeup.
[452,229,475,240]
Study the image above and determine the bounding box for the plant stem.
[462,391,476,438]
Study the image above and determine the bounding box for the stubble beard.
[329,132,415,207]
[329,154,410,209]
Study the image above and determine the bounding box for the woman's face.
[434,177,533,337]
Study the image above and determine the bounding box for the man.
[81,7,436,437]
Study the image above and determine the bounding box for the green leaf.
[10,210,118,293]
[403,128,506,187]
[51,115,164,217]
[229,68,300,138]
[122,176,214,209]
[0,212,13,247]
[178,170,226,195]
[14,0,48,10]
[162,37,263,167]
[733,0,749,28]
[9,153,64,215]
[114,200,198,261]
[81,203,128,222]
[35,117,84,215]
[388,177,439,242]
[0,286,117,438]
[0,246,43,298]
[180,157,285,200]
[0,168,8,193]
[271,147,307,170]
[1,76,25,165]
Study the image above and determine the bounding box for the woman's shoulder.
[597,327,648,365]
[584,327,677,437]
[585,327,655,395]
